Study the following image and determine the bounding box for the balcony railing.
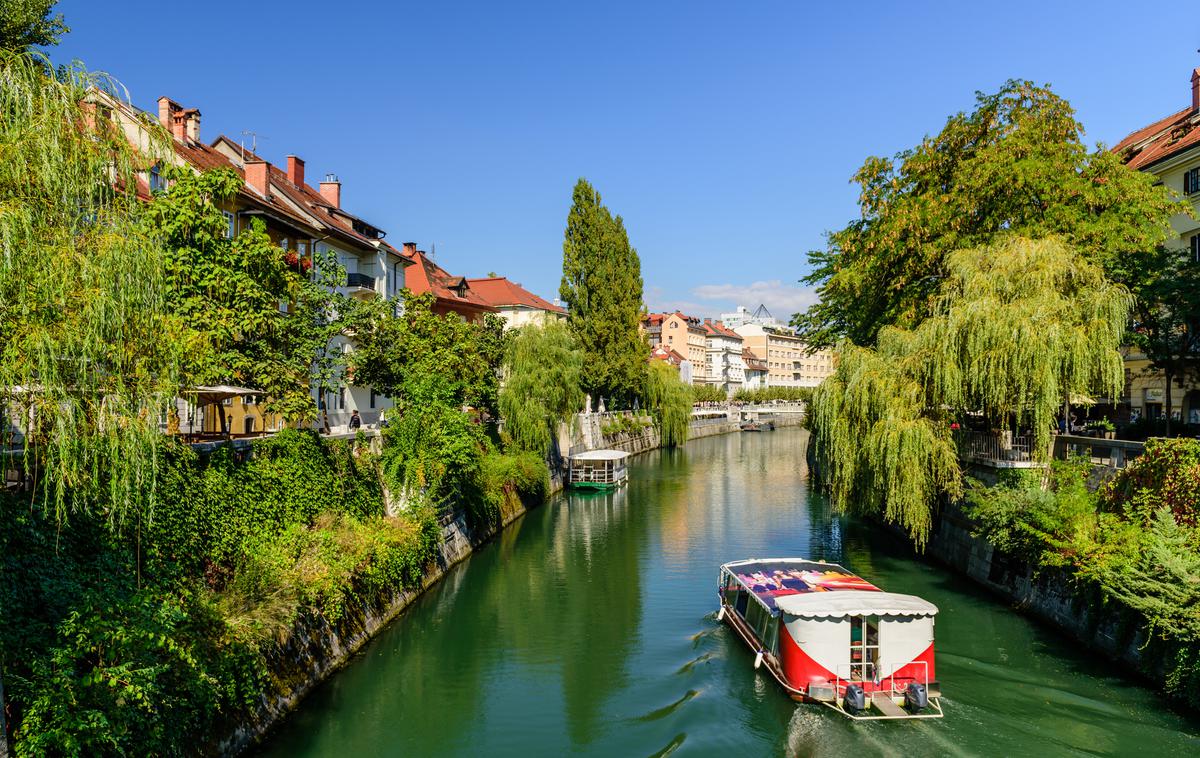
[345,272,377,290]
[954,430,1044,468]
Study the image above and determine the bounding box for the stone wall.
[926,498,1152,677]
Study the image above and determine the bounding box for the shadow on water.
[259,428,1200,757]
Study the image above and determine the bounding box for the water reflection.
[260,429,1200,757]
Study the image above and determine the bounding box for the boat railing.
[831,659,929,700]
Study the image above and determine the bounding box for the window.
[337,386,346,411]
[1192,233,1200,264]
[1186,167,1200,195]
[223,211,235,239]
[369,389,377,409]
[149,164,166,193]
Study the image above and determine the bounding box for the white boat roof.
[775,591,938,618]
[570,449,630,461]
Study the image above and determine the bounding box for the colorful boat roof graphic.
[721,558,881,610]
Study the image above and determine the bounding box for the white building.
[701,319,745,395]
[720,304,786,331]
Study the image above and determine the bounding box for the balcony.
[345,272,379,298]
[954,431,1044,468]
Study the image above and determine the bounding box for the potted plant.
[1091,419,1116,439]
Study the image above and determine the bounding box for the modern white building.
[720,304,785,330]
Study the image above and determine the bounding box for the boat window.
[849,615,880,681]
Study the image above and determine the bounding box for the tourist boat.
[739,416,775,432]
[567,449,629,490]
[717,558,943,720]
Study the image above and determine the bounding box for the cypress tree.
[559,179,647,405]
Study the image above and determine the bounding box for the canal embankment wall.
[926,500,1151,674]
[223,406,804,755]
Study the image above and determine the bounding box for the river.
[258,428,1200,757]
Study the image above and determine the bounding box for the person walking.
[349,409,362,430]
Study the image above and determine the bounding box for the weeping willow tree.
[644,360,691,448]
[498,320,584,456]
[810,237,1130,547]
[0,51,181,524]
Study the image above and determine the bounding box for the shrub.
[1100,437,1200,527]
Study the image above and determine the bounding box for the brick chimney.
[402,242,417,256]
[157,96,186,142]
[245,160,270,197]
[319,173,341,208]
[1193,68,1200,113]
[287,155,305,188]
[182,108,200,142]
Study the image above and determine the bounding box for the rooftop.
[466,277,564,313]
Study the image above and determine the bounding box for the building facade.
[1113,67,1200,424]
[645,312,708,384]
[733,323,835,388]
[701,319,745,394]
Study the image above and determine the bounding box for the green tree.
[0,51,182,522]
[499,321,584,456]
[144,166,348,423]
[644,361,691,448]
[0,1,67,51]
[347,291,496,413]
[810,237,1129,546]
[795,80,1182,349]
[559,179,648,405]
[1121,245,1200,435]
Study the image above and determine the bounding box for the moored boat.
[717,558,943,720]
[567,449,629,490]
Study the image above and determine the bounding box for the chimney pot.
[287,155,305,188]
[402,242,417,255]
[319,174,341,208]
[184,109,201,142]
[1193,68,1200,113]
[245,160,270,197]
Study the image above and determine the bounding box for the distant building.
[733,323,834,388]
[700,319,745,395]
[742,348,768,390]
[720,304,785,331]
[467,277,566,328]
[650,345,693,385]
[1112,67,1200,424]
[643,312,707,384]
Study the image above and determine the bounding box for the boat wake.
[633,689,700,722]
[675,652,716,675]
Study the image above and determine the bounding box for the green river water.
[258,428,1200,757]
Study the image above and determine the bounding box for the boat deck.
[723,558,881,610]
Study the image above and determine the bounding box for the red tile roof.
[742,347,767,372]
[702,320,742,340]
[405,251,496,315]
[1113,71,1200,171]
[209,136,388,253]
[650,345,687,365]
[466,277,565,313]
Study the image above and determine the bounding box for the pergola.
[181,385,260,440]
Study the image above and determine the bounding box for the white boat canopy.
[570,449,630,461]
[775,591,938,618]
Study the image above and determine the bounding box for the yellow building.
[732,323,835,388]
[1113,67,1200,424]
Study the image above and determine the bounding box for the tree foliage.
[643,361,691,448]
[0,51,182,523]
[810,237,1129,546]
[144,166,349,422]
[795,80,1182,349]
[348,291,500,415]
[1120,245,1200,435]
[0,0,68,51]
[559,178,647,405]
[499,321,583,456]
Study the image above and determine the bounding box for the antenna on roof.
[239,130,268,159]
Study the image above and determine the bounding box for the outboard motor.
[843,683,866,713]
[905,682,928,712]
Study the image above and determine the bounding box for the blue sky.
[55,1,1200,319]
